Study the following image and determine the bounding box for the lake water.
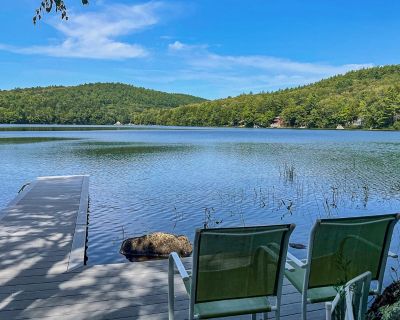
[1,126,400,283]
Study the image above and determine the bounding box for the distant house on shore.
[352,118,363,127]
[114,121,122,126]
[336,124,344,130]
[270,116,284,128]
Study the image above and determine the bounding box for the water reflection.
[0,137,79,144]
[0,127,399,270]
[74,143,193,157]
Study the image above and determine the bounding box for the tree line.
[1,66,400,129]
[132,65,400,130]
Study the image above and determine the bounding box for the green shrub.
[367,281,400,320]
[380,300,400,320]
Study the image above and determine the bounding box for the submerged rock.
[120,232,193,259]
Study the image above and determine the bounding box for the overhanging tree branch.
[33,0,89,24]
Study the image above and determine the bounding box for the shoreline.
[0,123,399,132]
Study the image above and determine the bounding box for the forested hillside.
[133,65,400,129]
[1,66,400,129]
[0,83,206,124]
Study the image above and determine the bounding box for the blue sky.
[0,0,399,99]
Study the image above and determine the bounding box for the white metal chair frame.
[325,271,372,320]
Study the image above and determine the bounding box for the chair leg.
[301,294,307,320]
[274,309,279,320]
[168,258,175,320]
[325,302,332,320]
[189,304,195,320]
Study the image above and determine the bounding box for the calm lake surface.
[1,125,400,282]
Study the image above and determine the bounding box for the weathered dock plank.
[0,176,324,319]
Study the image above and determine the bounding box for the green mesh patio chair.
[325,271,371,320]
[168,224,295,320]
[285,213,400,320]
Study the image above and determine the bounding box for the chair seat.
[284,261,337,303]
[182,276,271,319]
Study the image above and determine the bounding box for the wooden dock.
[0,176,325,319]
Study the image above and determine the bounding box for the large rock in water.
[120,232,193,258]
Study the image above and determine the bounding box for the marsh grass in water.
[280,162,296,183]
[171,158,397,230]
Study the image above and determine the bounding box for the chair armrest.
[389,251,398,258]
[169,252,190,281]
[286,252,307,269]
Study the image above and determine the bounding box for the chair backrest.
[191,224,295,303]
[331,271,372,320]
[307,213,399,290]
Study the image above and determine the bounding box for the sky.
[0,0,399,99]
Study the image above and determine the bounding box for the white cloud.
[168,41,186,51]
[164,41,374,97]
[168,40,208,52]
[173,43,372,76]
[1,2,164,60]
